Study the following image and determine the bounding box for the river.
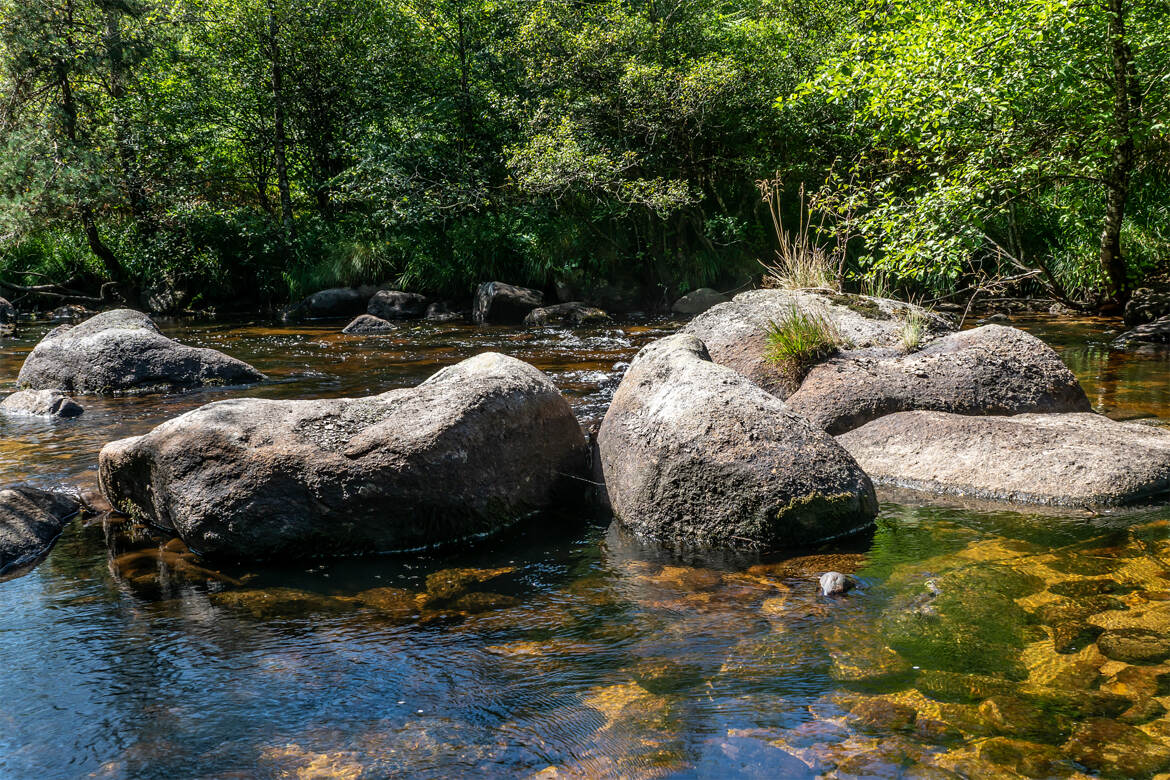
[1,313,1168,778]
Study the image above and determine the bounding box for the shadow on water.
[1,312,1170,777]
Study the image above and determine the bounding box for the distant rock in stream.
[342,314,395,334]
[839,411,1170,507]
[786,325,1091,433]
[597,333,877,549]
[99,352,588,560]
[1113,316,1170,349]
[0,485,82,577]
[1124,287,1170,327]
[1,389,84,418]
[16,309,264,395]
[524,302,610,328]
[0,296,15,335]
[282,285,385,322]
[367,290,428,320]
[473,282,543,324]
[671,288,729,316]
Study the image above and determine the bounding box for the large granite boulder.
[1114,316,1170,349]
[684,289,951,397]
[597,333,878,549]
[672,288,729,316]
[839,411,1170,507]
[367,290,428,320]
[282,285,382,322]
[342,314,395,334]
[524,302,610,328]
[16,309,264,395]
[473,282,543,324]
[1,390,83,418]
[1124,287,1170,327]
[0,485,82,576]
[786,325,1091,433]
[99,353,588,560]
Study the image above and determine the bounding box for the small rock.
[0,389,83,418]
[977,312,1010,324]
[1064,717,1170,777]
[425,301,462,322]
[847,698,918,732]
[1114,316,1170,349]
[0,485,82,576]
[342,314,395,334]
[819,571,857,596]
[473,281,543,324]
[524,302,610,328]
[671,288,729,316]
[1097,628,1170,664]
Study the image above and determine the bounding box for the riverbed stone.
[16,309,264,395]
[367,290,428,320]
[473,281,543,324]
[597,333,877,549]
[523,302,610,328]
[0,296,16,334]
[671,288,729,316]
[839,411,1170,507]
[98,352,588,560]
[0,485,82,576]
[282,285,382,322]
[1114,316,1170,348]
[683,289,951,398]
[341,314,395,334]
[1097,629,1170,664]
[0,389,83,418]
[1063,717,1170,777]
[785,325,1091,433]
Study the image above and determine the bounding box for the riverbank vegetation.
[0,0,1167,312]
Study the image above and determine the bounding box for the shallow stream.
[1,313,1169,779]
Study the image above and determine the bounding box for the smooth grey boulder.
[367,290,428,320]
[838,411,1170,507]
[597,333,877,549]
[0,485,82,576]
[1124,288,1170,327]
[1114,316,1170,348]
[1,390,83,418]
[672,288,729,316]
[524,302,610,328]
[99,353,588,561]
[16,309,264,395]
[785,325,1091,433]
[282,285,381,322]
[342,314,395,334]
[684,289,951,397]
[473,282,543,324]
[820,571,857,596]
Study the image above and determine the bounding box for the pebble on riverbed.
[819,571,857,596]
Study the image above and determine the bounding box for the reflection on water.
[0,313,1169,778]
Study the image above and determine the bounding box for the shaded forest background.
[1,0,1167,313]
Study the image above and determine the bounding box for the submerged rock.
[671,288,729,316]
[16,309,264,395]
[367,290,428,320]
[523,302,610,328]
[0,485,82,576]
[597,333,877,549]
[0,389,83,418]
[1113,316,1170,349]
[839,411,1170,507]
[786,325,1091,433]
[473,281,543,324]
[1063,717,1170,777]
[1097,629,1170,664]
[98,352,588,560]
[684,289,951,397]
[341,314,395,334]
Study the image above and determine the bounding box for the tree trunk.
[1098,0,1136,304]
[268,0,295,241]
[104,5,153,235]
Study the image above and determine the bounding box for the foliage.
[764,308,840,372]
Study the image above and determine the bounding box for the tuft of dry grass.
[764,307,840,376]
[757,176,842,292]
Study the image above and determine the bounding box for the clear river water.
[1,313,1168,779]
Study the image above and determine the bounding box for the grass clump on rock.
[900,308,929,352]
[764,308,841,379]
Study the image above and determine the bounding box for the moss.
[827,292,895,321]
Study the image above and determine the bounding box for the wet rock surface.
[341,313,395,334]
[786,325,1091,433]
[840,411,1170,507]
[473,281,543,324]
[524,302,610,328]
[0,485,81,576]
[684,289,951,398]
[98,352,588,560]
[282,285,383,322]
[598,333,877,549]
[0,389,83,418]
[366,290,428,320]
[16,309,265,395]
[1114,316,1170,348]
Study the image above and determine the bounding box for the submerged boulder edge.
[0,485,82,577]
[16,309,264,395]
[838,410,1170,508]
[98,352,589,561]
[597,333,878,550]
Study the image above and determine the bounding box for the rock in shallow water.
[523,302,610,328]
[0,389,83,418]
[684,289,951,398]
[341,314,395,334]
[473,281,543,324]
[98,352,588,560]
[16,309,264,395]
[0,485,82,576]
[839,411,1170,507]
[367,290,427,320]
[597,333,877,549]
[786,325,1091,433]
